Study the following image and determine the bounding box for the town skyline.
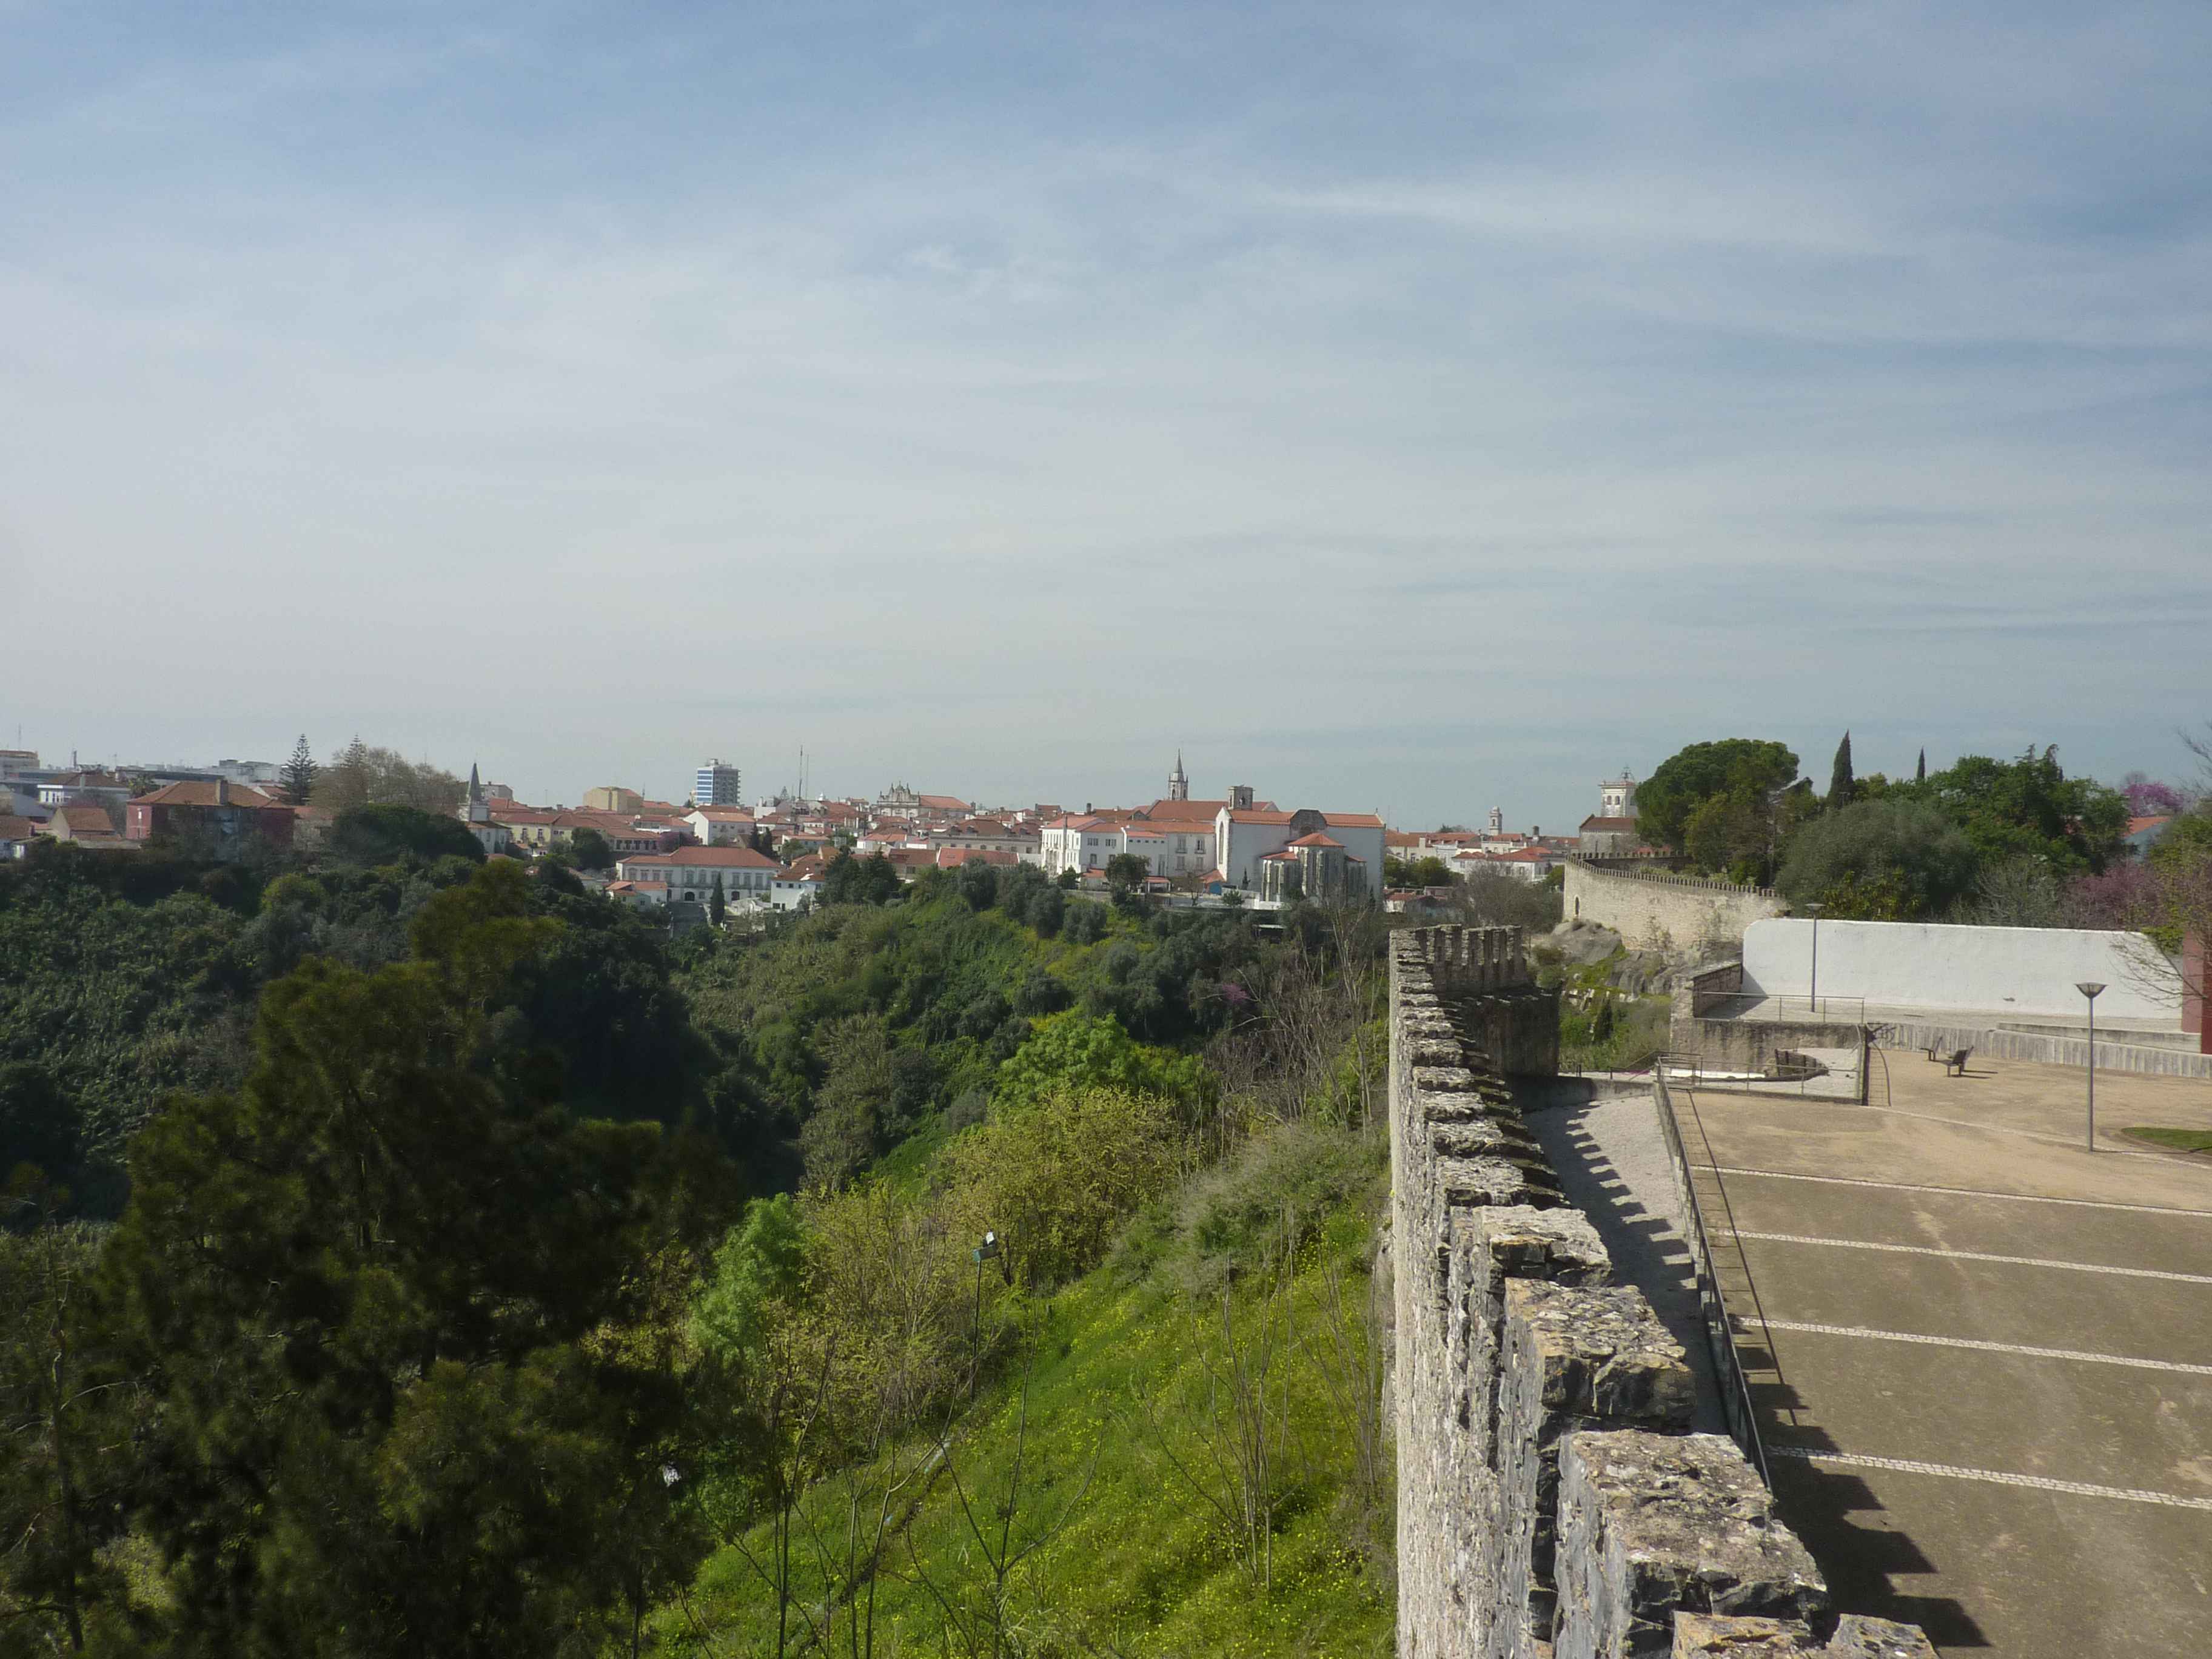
[1,721,2194,842]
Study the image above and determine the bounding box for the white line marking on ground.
[1703,1166,2212,1219]
[1713,1228,2212,1285]
[1845,1101,2170,1160]
[1767,1446,2212,1512]
[1736,1317,2212,1376]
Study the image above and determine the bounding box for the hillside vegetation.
[0,827,1399,1657]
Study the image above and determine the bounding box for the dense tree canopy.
[329,803,487,866]
[1777,798,1981,918]
[312,739,467,817]
[1911,746,2126,876]
[1635,739,1803,861]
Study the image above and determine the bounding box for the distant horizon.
[6,722,2196,836]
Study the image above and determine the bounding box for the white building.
[36,771,133,811]
[1580,773,1643,857]
[1216,804,1386,899]
[695,759,743,806]
[1451,844,1557,883]
[770,868,823,911]
[1031,760,1236,882]
[925,818,1040,860]
[460,765,512,857]
[685,805,758,846]
[615,845,778,908]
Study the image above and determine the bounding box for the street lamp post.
[1806,903,1825,1019]
[2076,983,2105,1153]
[970,1230,1002,1396]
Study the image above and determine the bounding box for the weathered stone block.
[1670,1614,1818,1655]
[1820,1617,1937,1659]
[1664,1614,1937,1659]
[1553,1432,1828,1659]
[1491,1285,1694,1658]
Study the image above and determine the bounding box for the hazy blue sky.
[5,2,2207,827]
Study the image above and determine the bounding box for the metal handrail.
[1651,1062,1771,1486]
[1692,991,1868,1024]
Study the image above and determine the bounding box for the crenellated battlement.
[1387,927,1931,1659]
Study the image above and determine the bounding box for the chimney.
[215,776,230,806]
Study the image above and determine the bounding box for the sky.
[4,1,2207,830]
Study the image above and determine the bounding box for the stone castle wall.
[1563,860,1788,958]
[1388,927,1930,1658]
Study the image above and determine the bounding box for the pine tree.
[1915,749,1927,784]
[280,734,318,805]
[1828,731,1856,810]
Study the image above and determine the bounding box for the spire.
[1169,749,1189,801]
[469,762,483,802]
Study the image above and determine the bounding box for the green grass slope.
[659,1127,1395,1658]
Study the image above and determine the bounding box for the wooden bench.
[1943,1048,1972,1076]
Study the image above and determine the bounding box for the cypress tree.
[1915,748,1926,784]
[280,734,318,805]
[1828,731,1856,809]
[710,873,727,927]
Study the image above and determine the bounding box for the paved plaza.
[1677,1053,2212,1655]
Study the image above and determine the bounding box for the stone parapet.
[1389,927,1927,1659]
[1669,1614,1937,1657]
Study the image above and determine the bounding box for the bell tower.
[1168,751,1189,802]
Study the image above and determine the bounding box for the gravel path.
[1523,1085,1726,1434]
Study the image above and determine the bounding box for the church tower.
[1168,751,1189,802]
[466,762,491,825]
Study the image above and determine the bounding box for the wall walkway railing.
[1651,1063,1772,1486]
[1566,855,1779,899]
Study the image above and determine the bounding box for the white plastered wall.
[1742,918,2176,1022]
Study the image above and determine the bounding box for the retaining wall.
[1563,860,1788,958]
[1743,918,2174,1022]
[1874,1021,2212,1081]
[1389,927,1929,1658]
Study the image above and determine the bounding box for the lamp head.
[2076,981,2106,1000]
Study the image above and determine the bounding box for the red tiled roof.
[689,805,756,819]
[132,780,284,809]
[0,814,39,840]
[48,805,124,838]
[1321,813,1384,829]
[934,847,1017,868]
[1580,816,1637,833]
[1227,809,1295,825]
[622,846,777,869]
[1141,798,1231,821]
[1384,830,1423,848]
[1287,831,1344,849]
[915,794,970,811]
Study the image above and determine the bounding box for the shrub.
[940,1086,1179,1289]
[1776,798,1978,918]
[992,1011,1214,1116]
[1163,1121,1384,1292]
